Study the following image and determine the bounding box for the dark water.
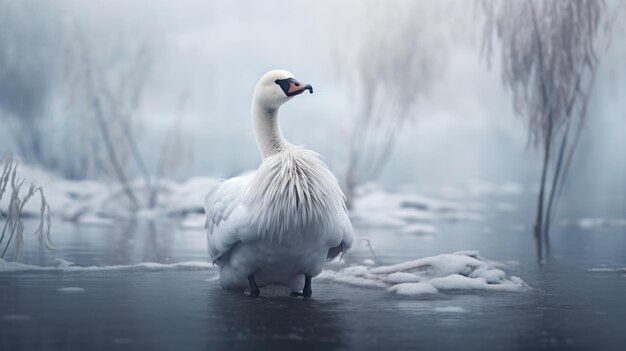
[1,199,626,351]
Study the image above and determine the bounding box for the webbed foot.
[290,276,312,298]
[247,274,260,298]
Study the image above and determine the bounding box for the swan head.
[253,69,313,110]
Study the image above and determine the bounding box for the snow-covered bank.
[0,163,219,222]
[319,251,529,296]
[350,183,484,235]
[0,258,216,273]
[5,164,489,233]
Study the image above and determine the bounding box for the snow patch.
[389,283,438,296]
[428,274,523,292]
[3,163,220,222]
[384,272,422,284]
[166,177,220,216]
[362,259,376,266]
[319,251,528,297]
[0,258,216,273]
[351,184,485,235]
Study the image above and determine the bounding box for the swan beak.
[287,81,314,96]
[276,77,314,96]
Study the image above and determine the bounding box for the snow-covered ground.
[350,183,484,236]
[320,251,528,296]
[0,163,219,224]
[9,164,616,235]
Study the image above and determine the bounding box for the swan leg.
[290,275,312,298]
[247,274,260,297]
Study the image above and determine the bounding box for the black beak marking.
[275,78,314,97]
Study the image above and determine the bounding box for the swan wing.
[327,205,355,260]
[204,174,254,262]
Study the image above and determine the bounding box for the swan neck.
[252,102,288,158]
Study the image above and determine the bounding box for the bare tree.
[68,26,142,211]
[482,0,611,260]
[334,1,450,206]
[1,1,194,215]
[0,0,150,188]
[64,21,162,211]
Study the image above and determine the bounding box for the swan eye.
[274,78,292,96]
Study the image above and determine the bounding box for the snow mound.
[351,183,484,235]
[389,283,438,296]
[166,177,220,216]
[0,258,216,273]
[318,251,528,297]
[0,163,109,220]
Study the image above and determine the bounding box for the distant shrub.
[0,154,52,261]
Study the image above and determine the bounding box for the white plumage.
[204,70,353,295]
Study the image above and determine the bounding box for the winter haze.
[1,1,626,350]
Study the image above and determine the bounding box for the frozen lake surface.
[1,197,626,350]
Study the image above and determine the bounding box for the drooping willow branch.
[481,0,608,260]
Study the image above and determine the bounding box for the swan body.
[205,70,353,295]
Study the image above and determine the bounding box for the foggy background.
[1,0,624,217]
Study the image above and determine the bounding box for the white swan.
[204,69,354,297]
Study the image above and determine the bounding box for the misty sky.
[0,0,624,214]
